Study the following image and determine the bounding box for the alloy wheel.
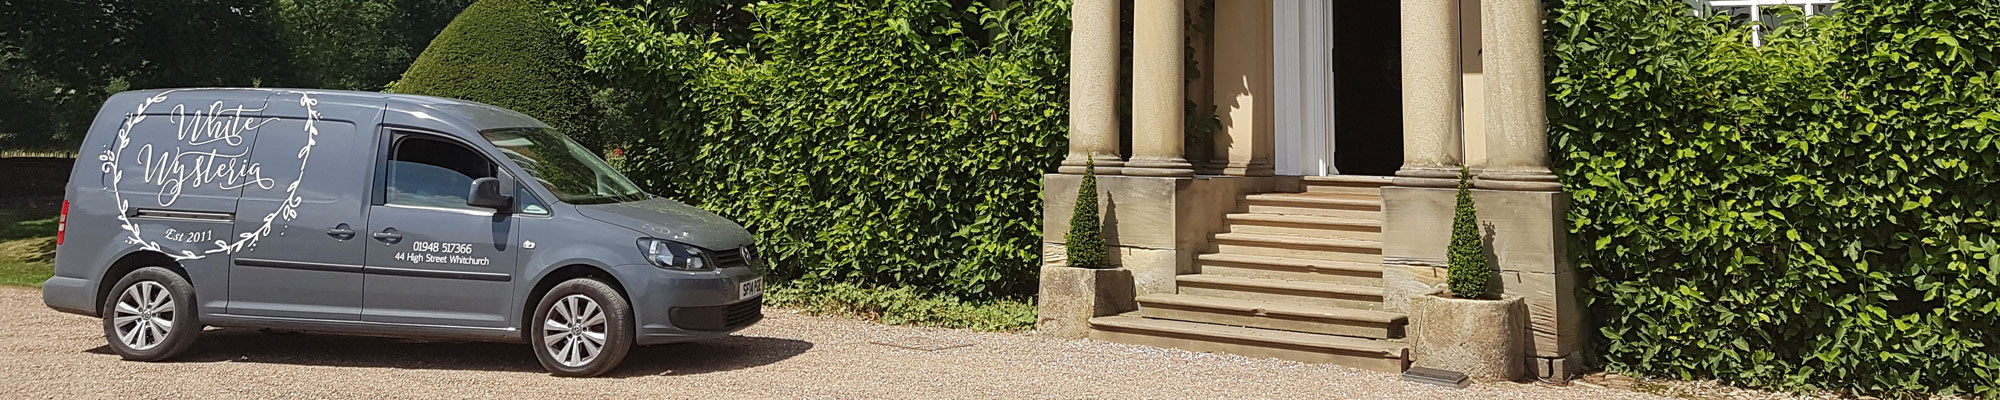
[112,281,174,351]
[542,294,608,368]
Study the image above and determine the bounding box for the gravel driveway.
[0,286,1662,399]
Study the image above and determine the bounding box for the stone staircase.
[1088,175,1411,373]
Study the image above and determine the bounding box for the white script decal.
[100,91,324,260]
[132,102,277,206]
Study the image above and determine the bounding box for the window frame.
[1700,0,1839,46]
[370,128,550,216]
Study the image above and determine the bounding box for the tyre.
[530,278,633,377]
[101,266,202,361]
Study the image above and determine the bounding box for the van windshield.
[481,127,646,205]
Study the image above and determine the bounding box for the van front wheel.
[530,278,633,377]
[101,266,201,361]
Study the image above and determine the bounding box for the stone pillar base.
[1035,266,1137,339]
[1383,185,1587,380]
[1043,174,1280,296]
[1060,153,1127,175]
[1530,351,1587,382]
[1393,166,1460,188]
[1475,169,1561,191]
[1123,158,1196,177]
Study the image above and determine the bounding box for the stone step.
[1302,175,1394,196]
[1243,193,1382,219]
[1223,213,1381,241]
[1176,274,1384,310]
[1209,232,1383,264]
[1195,253,1382,286]
[1088,315,1409,373]
[1136,293,1406,339]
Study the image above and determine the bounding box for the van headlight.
[637,238,710,270]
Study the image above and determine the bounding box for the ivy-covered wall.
[556,0,1069,299]
[1549,0,2000,396]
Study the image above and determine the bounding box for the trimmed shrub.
[558,0,1069,299]
[1549,0,2000,396]
[1447,167,1491,298]
[394,0,596,148]
[1066,158,1106,269]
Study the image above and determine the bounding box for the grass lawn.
[0,199,59,287]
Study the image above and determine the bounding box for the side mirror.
[467,177,514,211]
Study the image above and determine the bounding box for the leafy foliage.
[1447,167,1491,298]
[1548,0,2000,396]
[395,0,599,148]
[556,0,1070,299]
[1065,158,1106,269]
[764,281,1036,332]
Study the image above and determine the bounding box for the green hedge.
[1549,0,2000,396]
[396,0,596,148]
[558,0,1068,299]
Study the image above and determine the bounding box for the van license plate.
[739,278,764,300]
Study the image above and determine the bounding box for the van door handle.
[372,228,402,244]
[326,224,356,240]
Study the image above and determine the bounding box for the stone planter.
[1409,290,1527,381]
[1035,265,1137,339]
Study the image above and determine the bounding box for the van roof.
[118,87,549,132]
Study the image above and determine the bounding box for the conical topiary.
[1065,157,1107,268]
[1447,166,1493,299]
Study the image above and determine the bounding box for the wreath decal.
[97,91,323,260]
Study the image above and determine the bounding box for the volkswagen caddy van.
[41,88,765,376]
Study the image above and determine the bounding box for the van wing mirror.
[467,177,514,211]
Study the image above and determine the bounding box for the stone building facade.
[1037,0,1584,380]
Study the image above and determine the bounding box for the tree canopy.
[0,0,471,152]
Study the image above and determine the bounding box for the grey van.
[42,88,765,376]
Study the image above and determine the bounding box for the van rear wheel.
[101,266,201,361]
[530,278,633,377]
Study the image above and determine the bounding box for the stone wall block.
[1043,174,1182,250]
[1500,270,1584,357]
[1471,189,1569,274]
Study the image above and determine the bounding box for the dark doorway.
[1330,0,1403,176]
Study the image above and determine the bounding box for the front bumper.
[609,263,766,345]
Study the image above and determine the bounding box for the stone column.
[1477,0,1560,191]
[1208,0,1275,177]
[1061,0,1125,175]
[1125,0,1194,177]
[1394,0,1462,188]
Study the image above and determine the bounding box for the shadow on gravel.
[84,328,813,377]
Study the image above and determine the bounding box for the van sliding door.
[224,93,375,320]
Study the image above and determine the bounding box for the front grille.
[723,297,762,327]
[669,296,764,331]
[711,247,748,269]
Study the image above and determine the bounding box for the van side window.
[385,135,496,210]
[517,186,549,215]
